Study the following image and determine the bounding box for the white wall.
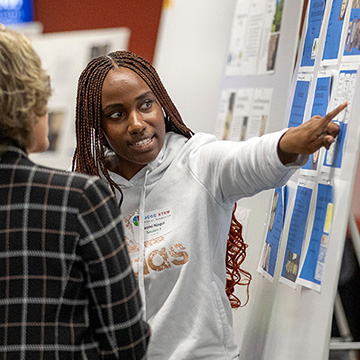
[153,0,237,134]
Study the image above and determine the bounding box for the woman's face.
[101,67,166,180]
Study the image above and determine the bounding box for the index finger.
[322,101,348,124]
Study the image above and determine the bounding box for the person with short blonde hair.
[0,24,51,150]
[0,25,150,359]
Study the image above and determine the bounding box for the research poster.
[322,0,350,65]
[257,0,285,74]
[301,0,327,68]
[297,182,334,291]
[225,0,285,76]
[215,88,272,140]
[280,179,315,288]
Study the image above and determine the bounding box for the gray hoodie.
[107,131,307,359]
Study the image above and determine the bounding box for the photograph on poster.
[258,187,284,281]
[267,0,284,71]
[343,1,360,59]
[214,89,236,140]
[297,182,333,291]
[283,251,300,282]
[223,92,236,140]
[240,117,249,141]
[300,0,327,69]
[280,179,315,288]
[228,89,254,141]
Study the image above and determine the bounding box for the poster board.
[217,0,360,359]
[259,0,360,358]
[215,0,305,354]
[29,28,130,170]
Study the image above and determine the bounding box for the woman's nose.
[128,111,146,133]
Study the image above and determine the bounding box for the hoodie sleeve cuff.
[283,153,309,167]
[276,129,309,168]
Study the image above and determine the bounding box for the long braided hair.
[72,50,251,308]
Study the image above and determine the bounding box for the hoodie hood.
[106,132,188,190]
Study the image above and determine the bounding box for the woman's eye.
[109,111,123,119]
[140,99,153,110]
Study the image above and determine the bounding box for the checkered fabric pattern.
[0,146,150,359]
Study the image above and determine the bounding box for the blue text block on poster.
[303,75,331,170]
[281,184,313,282]
[288,79,311,128]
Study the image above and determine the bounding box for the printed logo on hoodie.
[123,209,189,277]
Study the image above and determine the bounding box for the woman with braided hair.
[72,50,345,359]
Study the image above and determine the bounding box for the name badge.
[132,208,172,242]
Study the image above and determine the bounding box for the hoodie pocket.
[211,280,233,347]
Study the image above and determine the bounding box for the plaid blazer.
[0,146,150,359]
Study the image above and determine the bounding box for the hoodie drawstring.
[138,169,149,320]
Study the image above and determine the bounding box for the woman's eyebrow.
[135,91,153,101]
[102,103,124,112]
[102,91,154,112]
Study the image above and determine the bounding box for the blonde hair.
[0,24,51,149]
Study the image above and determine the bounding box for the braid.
[226,203,252,308]
[72,56,123,199]
[72,50,251,307]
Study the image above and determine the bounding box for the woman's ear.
[164,114,173,132]
[99,129,111,149]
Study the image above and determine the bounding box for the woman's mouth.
[129,136,153,148]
